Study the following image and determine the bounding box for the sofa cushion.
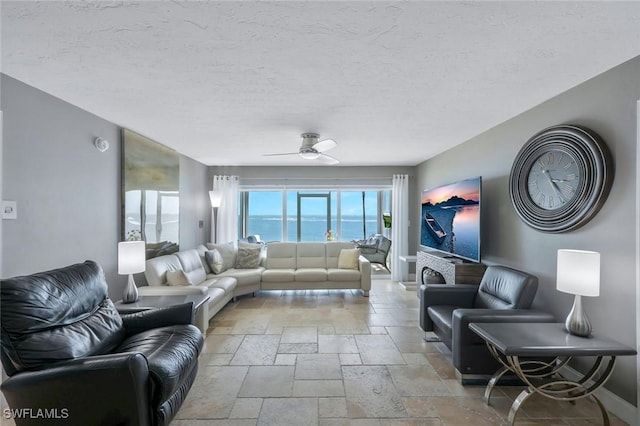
[295,268,328,282]
[265,243,297,269]
[166,269,192,286]
[338,249,360,270]
[146,254,182,286]
[235,247,261,269]
[206,242,237,273]
[175,250,207,285]
[261,269,295,283]
[205,249,225,274]
[327,268,361,282]
[213,267,264,286]
[427,305,457,338]
[325,242,356,268]
[201,276,237,296]
[206,286,230,305]
[196,245,212,274]
[297,243,327,269]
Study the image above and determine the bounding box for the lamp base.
[122,274,139,304]
[565,294,591,337]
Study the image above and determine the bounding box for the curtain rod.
[240,176,411,181]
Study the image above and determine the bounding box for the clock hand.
[542,170,565,203]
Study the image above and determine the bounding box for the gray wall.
[180,155,211,250]
[1,74,210,299]
[416,56,639,404]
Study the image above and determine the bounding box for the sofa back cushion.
[297,243,327,269]
[474,265,539,309]
[206,242,237,273]
[176,249,207,285]
[326,242,356,268]
[146,254,182,286]
[0,261,125,375]
[265,243,297,269]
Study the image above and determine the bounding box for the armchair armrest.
[121,302,194,336]
[419,284,477,332]
[356,243,378,254]
[138,285,207,296]
[421,284,477,308]
[1,353,151,425]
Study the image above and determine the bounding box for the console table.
[398,254,417,290]
[469,322,636,425]
[416,251,486,286]
[115,294,210,334]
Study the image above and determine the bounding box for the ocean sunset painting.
[420,177,481,262]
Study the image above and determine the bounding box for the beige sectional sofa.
[261,242,371,295]
[139,241,372,323]
[142,249,238,320]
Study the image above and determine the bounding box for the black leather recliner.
[419,265,555,383]
[1,261,204,425]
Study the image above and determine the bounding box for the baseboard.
[561,365,637,425]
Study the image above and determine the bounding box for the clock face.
[509,125,613,233]
[526,149,580,210]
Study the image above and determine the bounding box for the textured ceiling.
[2,1,640,166]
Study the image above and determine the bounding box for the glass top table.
[469,322,636,425]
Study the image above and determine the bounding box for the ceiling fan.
[264,133,339,165]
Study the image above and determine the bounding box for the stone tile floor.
[172,280,629,425]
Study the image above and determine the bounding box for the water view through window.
[241,190,389,242]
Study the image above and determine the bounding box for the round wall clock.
[509,124,614,233]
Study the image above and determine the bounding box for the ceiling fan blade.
[312,139,337,153]
[263,152,299,157]
[316,153,340,165]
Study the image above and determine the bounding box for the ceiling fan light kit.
[264,132,340,165]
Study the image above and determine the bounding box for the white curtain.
[211,175,239,244]
[391,174,409,282]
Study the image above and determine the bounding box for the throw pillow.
[205,249,226,274]
[166,269,192,286]
[235,247,261,269]
[206,242,237,272]
[196,244,212,274]
[338,249,360,270]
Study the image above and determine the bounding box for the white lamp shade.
[556,249,600,297]
[209,190,222,208]
[118,241,146,275]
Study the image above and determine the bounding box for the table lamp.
[556,249,600,337]
[118,241,146,303]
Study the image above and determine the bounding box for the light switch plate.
[2,200,17,219]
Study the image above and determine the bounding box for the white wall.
[417,56,640,406]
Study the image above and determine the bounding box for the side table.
[469,322,636,425]
[116,294,210,335]
[398,254,417,291]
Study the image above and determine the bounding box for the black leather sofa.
[1,261,204,425]
[419,265,555,383]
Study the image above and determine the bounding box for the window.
[242,191,283,242]
[239,189,390,242]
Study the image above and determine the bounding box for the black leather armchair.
[356,234,391,271]
[419,265,555,383]
[1,261,204,425]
